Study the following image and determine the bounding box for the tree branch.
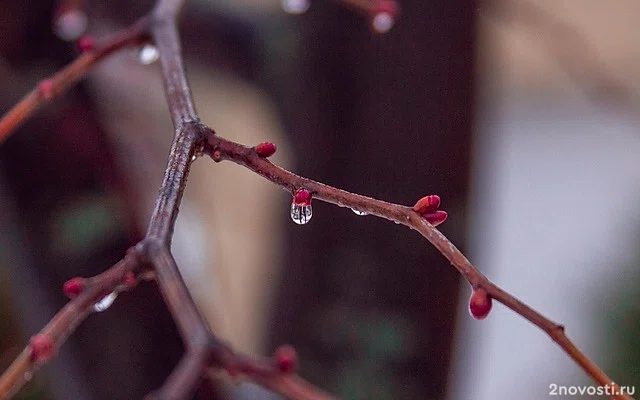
[0,0,634,399]
[0,17,150,144]
[0,252,143,399]
[204,133,634,400]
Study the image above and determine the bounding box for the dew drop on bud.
[94,292,117,312]
[351,208,367,216]
[291,203,312,225]
[371,12,395,33]
[53,9,88,41]
[282,0,310,14]
[138,44,160,65]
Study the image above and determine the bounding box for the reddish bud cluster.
[63,277,86,299]
[77,36,95,52]
[273,345,298,373]
[413,194,448,227]
[293,188,312,206]
[255,142,277,157]
[37,80,54,100]
[29,334,56,363]
[469,287,492,319]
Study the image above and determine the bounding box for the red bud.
[255,142,277,157]
[63,277,86,299]
[413,195,441,214]
[77,36,95,52]
[123,271,137,289]
[273,345,298,373]
[423,210,448,227]
[293,189,312,206]
[469,288,492,319]
[37,80,54,100]
[29,334,56,362]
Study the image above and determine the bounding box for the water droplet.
[53,10,88,41]
[138,44,159,65]
[290,203,312,225]
[191,155,197,161]
[372,12,394,33]
[24,372,32,382]
[351,208,368,216]
[94,292,117,312]
[282,0,310,14]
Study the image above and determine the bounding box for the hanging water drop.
[94,292,117,312]
[371,12,394,33]
[53,9,88,41]
[351,208,368,216]
[138,44,159,65]
[291,203,312,225]
[282,0,310,14]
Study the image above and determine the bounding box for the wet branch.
[0,18,150,144]
[204,133,632,400]
[0,0,634,399]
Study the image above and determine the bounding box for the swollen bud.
[293,188,312,206]
[273,345,298,373]
[423,210,448,227]
[469,287,492,319]
[63,277,86,299]
[255,142,277,157]
[77,36,95,52]
[29,334,56,363]
[413,195,440,214]
[37,80,54,100]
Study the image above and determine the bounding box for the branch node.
[29,334,56,363]
[37,80,54,100]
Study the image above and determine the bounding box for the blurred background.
[0,0,638,399]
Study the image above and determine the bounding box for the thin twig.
[0,18,150,144]
[204,133,634,400]
[0,253,143,399]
